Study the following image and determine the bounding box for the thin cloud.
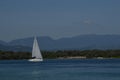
[82,19,94,25]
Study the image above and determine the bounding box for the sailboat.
[29,37,43,62]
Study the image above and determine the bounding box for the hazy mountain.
[8,36,56,50]
[0,44,31,52]
[1,35,120,51]
[0,40,7,45]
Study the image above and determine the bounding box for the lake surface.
[0,59,120,80]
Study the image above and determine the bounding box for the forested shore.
[0,50,120,60]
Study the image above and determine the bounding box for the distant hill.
[0,35,120,51]
[0,40,7,45]
[0,44,31,52]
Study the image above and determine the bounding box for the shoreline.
[57,56,119,59]
[0,57,119,60]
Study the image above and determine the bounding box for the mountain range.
[0,35,120,52]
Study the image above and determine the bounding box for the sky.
[0,0,120,41]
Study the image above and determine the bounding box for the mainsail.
[31,37,43,61]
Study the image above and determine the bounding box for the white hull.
[28,59,43,62]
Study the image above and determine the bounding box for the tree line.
[0,49,120,60]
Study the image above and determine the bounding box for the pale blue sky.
[0,0,120,41]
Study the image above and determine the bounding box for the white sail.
[29,37,43,62]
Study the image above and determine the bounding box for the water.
[0,59,120,80]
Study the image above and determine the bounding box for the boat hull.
[28,59,43,62]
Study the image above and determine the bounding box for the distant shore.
[57,56,118,59]
[58,56,86,59]
[0,50,120,60]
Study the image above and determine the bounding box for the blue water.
[0,59,120,80]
